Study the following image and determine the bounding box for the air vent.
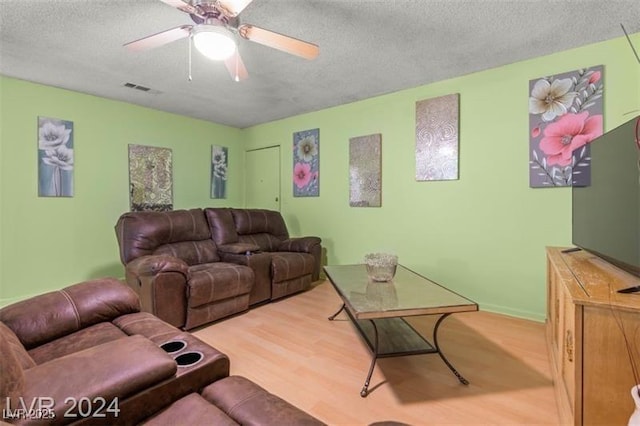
[123,82,161,94]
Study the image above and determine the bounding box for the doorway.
[245,146,281,211]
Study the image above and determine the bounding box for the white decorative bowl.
[364,253,398,282]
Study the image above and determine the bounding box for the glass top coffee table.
[324,264,478,397]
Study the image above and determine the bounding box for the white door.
[245,146,281,211]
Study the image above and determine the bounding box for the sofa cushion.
[141,393,239,426]
[116,208,216,264]
[20,335,177,422]
[205,208,240,245]
[0,322,35,370]
[231,209,289,240]
[155,240,220,266]
[271,252,315,283]
[187,263,254,308]
[201,376,324,426]
[27,322,128,365]
[0,278,139,349]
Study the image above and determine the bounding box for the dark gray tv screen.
[572,115,640,277]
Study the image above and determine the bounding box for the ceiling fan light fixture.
[192,24,236,60]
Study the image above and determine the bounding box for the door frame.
[244,145,281,211]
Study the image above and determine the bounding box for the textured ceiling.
[1,0,639,128]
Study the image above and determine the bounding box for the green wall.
[242,33,640,321]
[0,78,244,304]
[0,33,638,318]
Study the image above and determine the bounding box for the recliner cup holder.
[160,339,187,354]
[175,351,204,367]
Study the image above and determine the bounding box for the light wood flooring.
[194,281,560,425]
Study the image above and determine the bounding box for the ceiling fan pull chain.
[188,35,193,81]
[235,52,240,82]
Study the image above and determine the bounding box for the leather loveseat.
[115,208,322,327]
[0,278,324,425]
[115,208,255,330]
[205,208,322,305]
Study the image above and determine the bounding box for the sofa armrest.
[278,237,321,253]
[218,253,272,305]
[126,255,189,278]
[124,255,189,329]
[15,335,176,424]
[0,278,140,350]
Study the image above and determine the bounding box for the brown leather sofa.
[115,208,322,327]
[0,278,324,426]
[0,278,229,425]
[115,208,255,330]
[205,208,322,305]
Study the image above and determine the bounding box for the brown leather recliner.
[0,278,230,425]
[115,208,254,330]
[141,375,325,425]
[204,208,322,305]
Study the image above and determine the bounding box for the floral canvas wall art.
[38,116,74,197]
[211,145,228,199]
[415,93,460,181]
[350,133,382,207]
[529,65,603,187]
[293,128,319,197]
[128,144,173,212]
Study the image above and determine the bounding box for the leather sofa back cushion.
[116,208,217,264]
[0,322,35,369]
[155,240,220,266]
[231,209,289,240]
[0,323,25,403]
[204,208,240,245]
[0,278,140,349]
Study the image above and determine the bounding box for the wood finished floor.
[194,281,560,426]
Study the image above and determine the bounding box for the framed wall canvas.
[128,144,173,211]
[211,145,228,199]
[415,93,460,181]
[529,65,603,187]
[38,116,74,197]
[349,133,382,207]
[293,128,319,197]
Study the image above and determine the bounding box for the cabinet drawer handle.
[565,329,574,362]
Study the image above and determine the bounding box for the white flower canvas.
[38,116,74,197]
[211,145,228,199]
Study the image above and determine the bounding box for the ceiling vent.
[123,82,161,94]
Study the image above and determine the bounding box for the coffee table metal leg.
[328,303,345,320]
[361,319,378,397]
[433,313,469,385]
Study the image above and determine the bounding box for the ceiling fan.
[124,0,319,81]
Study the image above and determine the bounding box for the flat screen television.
[571,114,640,277]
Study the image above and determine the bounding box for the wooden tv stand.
[546,247,640,425]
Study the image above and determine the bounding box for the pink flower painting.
[529,66,603,187]
[539,112,602,167]
[293,128,319,196]
[293,162,312,189]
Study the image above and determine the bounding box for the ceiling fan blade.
[124,25,192,52]
[224,51,249,82]
[218,0,254,17]
[158,0,202,16]
[239,24,319,60]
